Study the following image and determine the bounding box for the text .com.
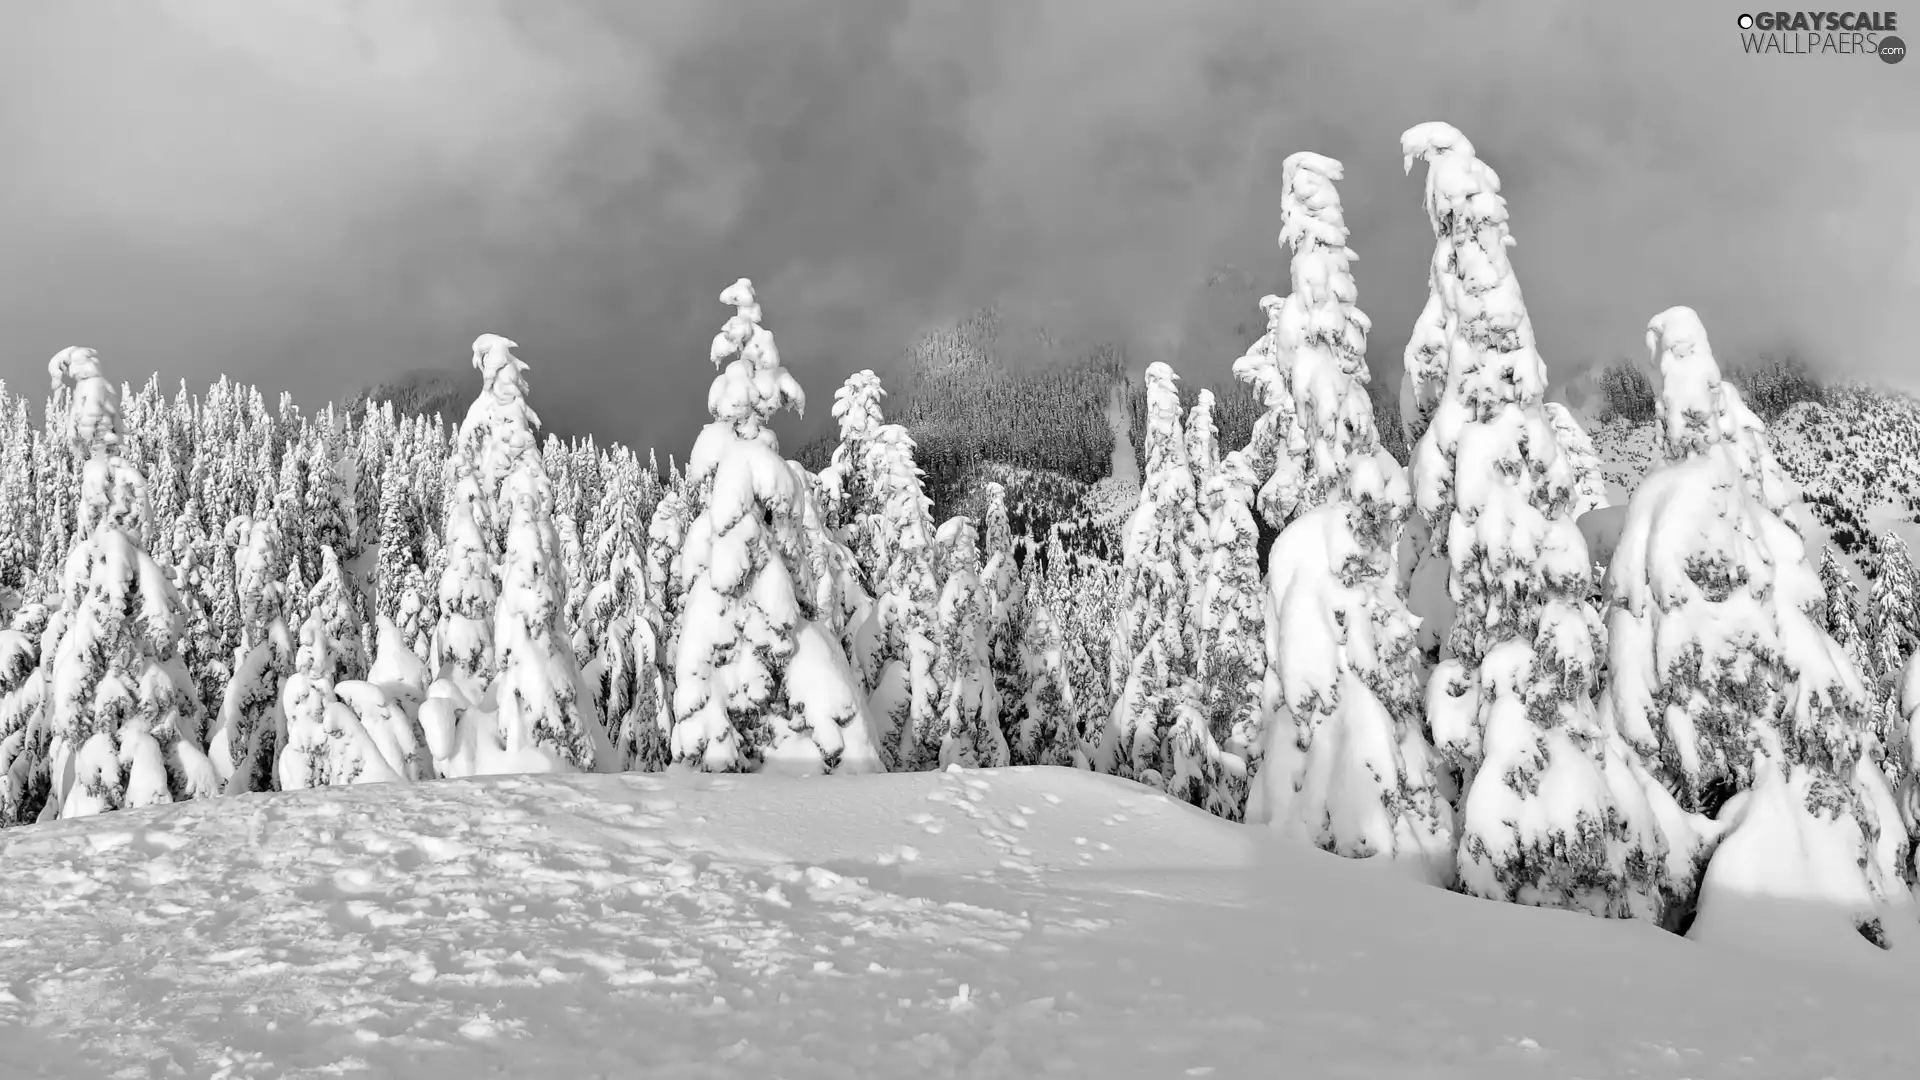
[1736,11,1907,60]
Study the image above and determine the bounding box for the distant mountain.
[344,367,470,425]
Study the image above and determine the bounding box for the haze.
[2,0,1914,454]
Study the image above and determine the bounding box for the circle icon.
[1881,35,1906,63]
[1737,13,1754,29]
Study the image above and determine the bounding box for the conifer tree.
[1197,451,1268,762]
[824,369,889,548]
[859,423,943,770]
[1010,600,1078,767]
[1612,307,1913,948]
[209,514,294,794]
[41,347,218,818]
[1820,545,1867,668]
[582,470,671,771]
[932,517,1007,768]
[669,280,880,774]
[491,453,608,771]
[1401,125,1688,920]
[1095,362,1242,814]
[0,603,51,823]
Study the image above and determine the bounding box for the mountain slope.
[0,768,1913,1078]
[1589,383,1920,582]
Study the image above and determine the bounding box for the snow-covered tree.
[1247,465,1457,883]
[0,604,51,824]
[645,489,692,652]
[1606,307,1910,948]
[1400,125,1691,921]
[822,369,889,547]
[488,456,608,771]
[304,545,367,687]
[1899,650,1920,867]
[931,517,1007,768]
[1867,535,1919,693]
[1819,546,1867,668]
[430,452,496,701]
[1232,294,1292,519]
[1254,152,1385,533]
[669,279,880,774]
[1184,389,1221,499]
[1096,362,1242,814]
[40,347,218,819]
[208,515,293,794]
[1197,451,1268,762]
[581,472,671,772]
[1225,151,1453,875]
[858,423,943,770]
[1009,601,1078,767]
[1546,402,1610,519]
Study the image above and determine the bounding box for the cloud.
[1,0,1913,455]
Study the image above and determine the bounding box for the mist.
[2,0,1914,455]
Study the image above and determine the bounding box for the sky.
[1,0,1915,454]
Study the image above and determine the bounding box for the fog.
[2,0,1914,453]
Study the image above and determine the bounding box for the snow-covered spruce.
[1866,534,1919,709]
[579,467,671,772]
[820,369,889,550]
[1197,451,1269,765]
[1009,600,1079,767]
[1246,457,1456,884]
[1095,362,1242,816]
[1257,151,1385,533]
[1232,295,1291,526]
[1400,125,1692,922]
[1228,150,1453,878]
[1819,545,1868,675]
[40,347,218,819]
[668,279,880,774]
[930,517,1007,769]
[485,457,610,772]
[855,423,943,771]
[430,452,496,703]
[1605,307,1912,950]
[1547,403,1610,521]
[1900,650,1920,871]
[424,337,610,777]
[977,481,1032,759]
[207,515,294,795]
[0,603,51,824]
[1184,390,1221,500]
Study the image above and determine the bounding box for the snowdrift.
[0,766,1914,1078]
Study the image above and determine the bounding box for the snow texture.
[0,767,1914,1078]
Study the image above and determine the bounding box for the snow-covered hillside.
[1590,384,1920,575]
[0,766,1913,1079]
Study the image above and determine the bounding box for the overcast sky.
[1,0,1914,454]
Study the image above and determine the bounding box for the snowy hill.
[0,766,1913,1078]
[1589,382,1920,579]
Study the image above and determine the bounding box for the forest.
[2,123,1917,951]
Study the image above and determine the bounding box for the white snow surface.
[1,767,1916,1078]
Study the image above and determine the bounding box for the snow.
[0,766,1915,1077]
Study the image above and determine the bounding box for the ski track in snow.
[0,766,1914,1079]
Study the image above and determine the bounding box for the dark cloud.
[2,0,1914,456]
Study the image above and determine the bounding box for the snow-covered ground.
[1,766,1914,1079]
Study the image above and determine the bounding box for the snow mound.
[0,768,1915,1077]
